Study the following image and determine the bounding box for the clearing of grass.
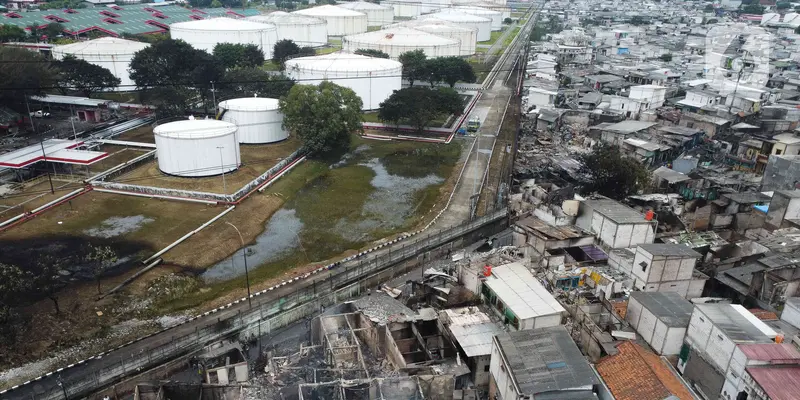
[478,29,506,45]
[0,179,82,223]
[113,125,155,143]
[87,145,152,174]
[502,27,521,49]
[316,46,341,55]
[111,137,302,194]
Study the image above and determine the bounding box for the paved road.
[438,6,536,226]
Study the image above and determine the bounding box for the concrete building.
[740,365,800,400]
[765,190,800,229]
[440,307,504,388]
[489,326,600,400]
[628,85,667,109]
[626,292,694,355]
[781,297,800,329]
[762,155,800,192]
[631,244,707,299]
[575,198,656,249]
[681,304,777,398]
[481,262,566,331]
[721,344,800,400]
[512,216,595,256]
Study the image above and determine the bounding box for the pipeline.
[143,206,235,264]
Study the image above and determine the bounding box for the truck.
[467,116,481,132]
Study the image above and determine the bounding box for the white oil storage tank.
[293,5,368,36]
[337,1,394,26]
[385,19,477,55]
[416,12,491,41]
[218,97,288,144]
[247,12,328,47]
[343,27,460,59]
[169,17,278,58]
[284,52,402,110]
[51,37,149,91]
[442,6,502,30]
[154,118,241,177]
[382,0,437,18]
[451,0,511,19]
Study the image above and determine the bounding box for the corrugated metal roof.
[449,321,504,358]
[746,366,800,400]
[631,292,693,328]
[583,199,648,224]
[695,304,774,343]
[739,344,800,361]
[516,216,590,241]
[483,262,565,321]
[496,326,598,396]
[638,244,701,258]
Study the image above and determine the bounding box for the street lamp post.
[57,375,68,400]
[217,146,227,193]
[226,221,251,308]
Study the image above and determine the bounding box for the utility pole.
[217,146,227,192]
[69,105,77,139]
[210,81,217,117]
[226,222,251,308]
[25,94,54,194]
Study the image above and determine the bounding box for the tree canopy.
[42,23,65,40]
[0,47,58,108]
[425,56,476,87]
[272,39,315,70]
[279,82,363,156]
[56,55,121,97]
[378,86,464,132]
[213,43,265,69]
[740,3,765,14]
[0,25,26,43]
[354,48,390,59]
[579,145,650,200]
[130,39,224,114]
[399,49,428,86]
[217,67,295,100]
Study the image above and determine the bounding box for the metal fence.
[14,208,508,400]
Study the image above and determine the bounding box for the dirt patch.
[113,125,156,143]
[111,137,301,194]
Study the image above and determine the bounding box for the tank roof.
[219,97,280,112]
[417,12,491,23]
[154,118,237,139]
[52,37,149,56]
[344,27,460,46]
[293,5,367,17]
[285,51,402,72]
[247,12,326,25]
[170,17,276,31]
[446,5,502,14]
[337,1,393,10]
[385,19,477,32]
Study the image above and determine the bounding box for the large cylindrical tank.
[247,12,328,47]
[284,52,402,110]
[154,119,241,177]
[416,12,491,41]
[385,19,477,55]
[51,37,149,91]
[451,0,511,19]
[218,97,287,144]
[382,0,438,18]
[343,27,461,59]
[169,17,278,58]
[292,5,368,36]
[337,1,395,26]
[442,6,502,30]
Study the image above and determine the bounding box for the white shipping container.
[780,298,800,329]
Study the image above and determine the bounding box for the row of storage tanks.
[49,2,509,91]
[154,98,287,177]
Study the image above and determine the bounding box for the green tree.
[398,49,427,87]
[660,53,673,62]
[425,56,476,87]
[704,4,714,12]
[279,81,363,156]
[56,55,121,97]
[0,263,30,332]
[218,67,295,100]
[213,43,264,69]
[629,16,647,25]
[211,0,222,6]
[0,25,26,43]
[579,145,650,200]
[777,1,790,9]
[741,3,765,14]
[130,39,223,113]
[272,39,303,70]
[354,48,390,58]
[85,245,117,295]
[0,47,58,108]
[503,17,513,24]
[378,86,464,132]
[42,22,65,40]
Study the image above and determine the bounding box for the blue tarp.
[754,204,769,213]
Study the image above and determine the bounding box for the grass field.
[111,137,301,194]
[114,125,155,143]
[316,46,341,55]
[0,179,81,223]
[478,29,506,45]
[86,145,152,174]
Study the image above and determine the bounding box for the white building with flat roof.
[481,262,565,331]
